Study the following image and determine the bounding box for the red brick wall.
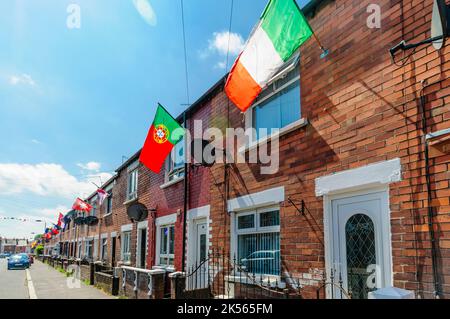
[208,0,450,299]
[144,95,213,271]
[45,0,449,299]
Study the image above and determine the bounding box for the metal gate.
[184,249,303,299]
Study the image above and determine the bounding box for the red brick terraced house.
[55,175,117,264]
[206,0,450,299]
[44,0,450,299]
[52,82,217,266]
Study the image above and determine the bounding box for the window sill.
[225,274,286,289]
[160,177,184,189]
[103,213,113,218]
[152,265,176,273]
[123,197,138,205]
[118,261,132,266]
[239,118,308,154]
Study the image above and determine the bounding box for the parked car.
[18,253,33,264]
[7,254,30,270]
[240,250,280,275]
[0,253,6,259]
[3,253,12,259]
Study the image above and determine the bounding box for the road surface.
[0,259,29,299]
[0,258,115,299]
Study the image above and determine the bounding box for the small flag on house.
[72,197,92,213]
[57,212,64,228]
[139,104,185,173]
[51,225,59,235]
[97,188,108,206]
[225,0,313,112]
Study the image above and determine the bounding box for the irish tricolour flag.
[225,0,313,112]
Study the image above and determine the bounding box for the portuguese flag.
[140,104,185,173]
[225,0,313,112]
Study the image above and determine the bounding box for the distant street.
[0,259,29,299]
[0,259,114,299]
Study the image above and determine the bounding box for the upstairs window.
[105,190,113,216]
[248,56,301,141]
[166,139,185,182]
[127,168,138,201]
[90,197,97,217]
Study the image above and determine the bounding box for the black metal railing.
[184,248,303,299]
[316,268,351,299]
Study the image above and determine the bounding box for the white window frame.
[101,237,108,261]
[236,206,280,235]
[104,190,113,217]
[156,224,175,267]
[242,59,306,152]
[232,205,281,277]
[77,240,82,259]
[93,238,98,260]
[164,138,185,184]
[236,211,257,234]
[85,239,93,259]
[90,196,97,217]
[121,231,131,264]
[126,168,138,202]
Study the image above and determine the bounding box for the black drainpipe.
[181,111,189,272]
[419,82,441,298]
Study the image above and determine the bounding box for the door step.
[214,294,233,299]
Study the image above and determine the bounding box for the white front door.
[196,222,207,263]
[330,190,392,299]
[191,220,208,290]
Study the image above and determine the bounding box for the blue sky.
[0,0,309,239]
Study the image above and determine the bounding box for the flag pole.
[311,31,329,58]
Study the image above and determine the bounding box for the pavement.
[0,258,116,299]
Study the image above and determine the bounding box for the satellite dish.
[190,139,216,167]
[85,216,99,226]
[431,0,449,50]
[127,203,148,222]
[74,217,86,225]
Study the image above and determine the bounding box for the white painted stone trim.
[111,232,117,238]
[155,213,177,226]
[315,158,402,197]
[121,224,133,232]
[101,233,108,239]
[137,220,148,229]
[227,186,285,212]
[126,160,140,172]
[187,205,210,221]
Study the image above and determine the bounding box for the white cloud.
[214,61,227,70]
[77,161,101,172]
[0,206,65,239]
[9,73,36,87]
[0,163,112,199]
[33,205,70,219]
[31,139,42,145]
[132,0,157,26]
[207,31,245,57]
